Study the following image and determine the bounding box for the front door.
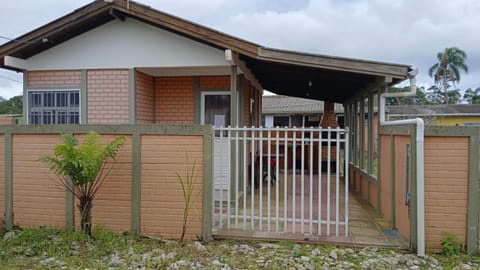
[201,92,231,191]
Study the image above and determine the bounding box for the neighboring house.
[262,95,344,127]
[387,104,480,126]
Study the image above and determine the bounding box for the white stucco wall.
[26,17,227,70]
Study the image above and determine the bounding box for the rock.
[109,255,123,267]
[301,256,311,262]
[259,243,281,249]
[212,259,222,266]
[194,241,208,253]
[141,251,153,262]
[40,257,56,265]
[462,263,472,270]
[329,249,338,260]
[23,248,34,257]
[71,241,80,250]
[311,248,321,256]
[3,231,15,241]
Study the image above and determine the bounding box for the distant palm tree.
[428,47,468,104]
[463,87,480,104]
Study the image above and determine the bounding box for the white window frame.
[26,89,81,125]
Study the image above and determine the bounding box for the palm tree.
[428,47,468,104]
[464,87,480,104]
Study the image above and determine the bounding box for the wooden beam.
[257,47,410,79]
[225,50,263,91]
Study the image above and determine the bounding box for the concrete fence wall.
[0,125,213,241]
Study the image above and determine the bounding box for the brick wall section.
[136,72,154,124]
[154,77,194,124]
[0,135,4,224]
[87,69,130,124]
[28,70,81,88]
[12,134,66,228]
[140,135,204,240]
[320,102,339,128]
[424,136,468,251]
[199,76,230,89]
[71,134,133,233]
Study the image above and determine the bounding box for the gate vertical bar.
[235,128,239,227]
[259,129,263,231]
[284,129,288,232]
[275,128,280,232]
[219,129,224,229]
[243,128,247,229]
[250,128,255,230]
[309,127,314,235]
[335,127,340,236]
[318,129,323,235]
[345,128,350,236]
[267,129,271,231]
[326,127,331,236]
[227,128,231,229]
[292,130,297,233]
[301,129,305,234]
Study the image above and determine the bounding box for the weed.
[440,231,463,256]
[175,156,199,242]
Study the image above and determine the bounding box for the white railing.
[212,126,349,238]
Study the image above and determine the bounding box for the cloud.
[1,0,479,97]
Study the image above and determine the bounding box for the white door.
[201,92,231,190]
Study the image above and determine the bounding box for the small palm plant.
[40,131,126,236]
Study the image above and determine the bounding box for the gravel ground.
[2,230,480,269]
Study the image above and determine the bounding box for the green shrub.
[440,231,463,255]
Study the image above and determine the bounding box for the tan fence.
[0,125,213,241]
[350,125,479,254]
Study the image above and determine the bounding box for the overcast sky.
[1,0,479,99]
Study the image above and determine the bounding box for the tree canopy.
[428,47,468,104]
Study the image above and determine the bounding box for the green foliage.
[463,87,480,104]
[385,86,430,105]
[40,131,126,235]
[440,231,463,256]
[0,95,22,115]
[428,47,468,104]
[175,157,198,242]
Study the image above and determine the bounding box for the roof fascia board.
[4,56,29,70]
[0,2,111,58]
[257,47,410,79]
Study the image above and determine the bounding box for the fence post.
[132,132,141,235]
[4,131,13,231]
[467,131,479,254]
[203,128,213,241]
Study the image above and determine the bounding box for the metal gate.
[212,127,349,239]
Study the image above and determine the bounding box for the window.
[273,116,289,127]
[28,90,80,124]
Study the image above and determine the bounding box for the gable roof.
[262,95,343,115]
[387,104,480,116]
[0,0,412,103]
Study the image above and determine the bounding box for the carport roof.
[0,0,412,103]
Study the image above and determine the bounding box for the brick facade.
[154,77,195,124]
[28,70,81,88]
[87,69,130,124]
[320,101,338,128]
[136,72,154,124]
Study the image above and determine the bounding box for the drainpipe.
[379,68,425,257]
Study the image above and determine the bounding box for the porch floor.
[213,173,408,249]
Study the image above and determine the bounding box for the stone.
[194,241,208,253]
[109,255,123,267]
[311,248,321,256]
[3,231,15,241]
[329,249,338,260]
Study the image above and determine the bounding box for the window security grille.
[28,90,80,124]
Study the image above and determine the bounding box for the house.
[387,104,480,126]
[8,0,476,255]
[262,95,344,127]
